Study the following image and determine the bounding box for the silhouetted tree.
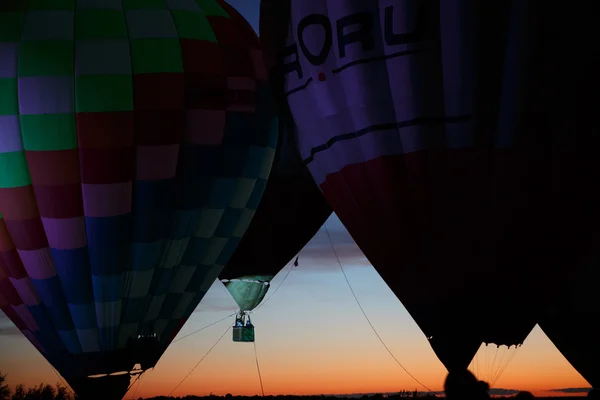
[0,372,10,400]
[53,384,71,400]
[23,383,54,400]
[39,384,54,400]
[24,386,38,400]
[11,384,25,400]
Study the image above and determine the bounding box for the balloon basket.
[233,312,255,342]
[233,326,255,342]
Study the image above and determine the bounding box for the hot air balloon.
[0,1,278,399]
[220,122,332,342]
[538,251,600,389]
[260,0,600,381]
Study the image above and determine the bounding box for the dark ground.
[138,395,586,400]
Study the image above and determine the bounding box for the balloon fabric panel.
[223,274,272,312]
[265,0,600,371]
[0,0,277,381]
[220,123,333,280]
[219,122,332,314]
[538,250,600,389]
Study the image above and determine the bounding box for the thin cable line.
[253,341,265,396]
[127,371,144,399]
[173,258,296,345]
[254,260,295,311]
[168,324,231,397]
[323,221,432,393]
[172,312,237,343]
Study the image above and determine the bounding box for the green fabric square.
[123,0,167,10]
[20,114,77,151]
[27,0,75,10]
[130,38,183,74]
[195,0,229,17]
[0,13,25,41]
[18,41,74,76]
[75,10,128,40]
[0,151,32,188]
[75,74,133,112]
[171,10,217,41]
[0,79,19,116]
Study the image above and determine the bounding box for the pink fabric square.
[17,247,56,280]
[41,217,87,250]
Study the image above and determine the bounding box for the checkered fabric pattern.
[0,0,277,378]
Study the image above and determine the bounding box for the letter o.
[297,14,332,66]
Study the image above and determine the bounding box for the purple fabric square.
[0,115,23,152]
[18,76,74,115]
[0,43,19,78]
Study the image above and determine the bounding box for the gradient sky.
[0,1,593,399]
[0,213,592,398]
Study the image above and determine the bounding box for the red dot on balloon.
[318,72,326,81]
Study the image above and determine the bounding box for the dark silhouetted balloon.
[538,250,600,389]
[260,0,600,373]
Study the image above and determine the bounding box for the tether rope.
[173,312,237,344]
[253,340,265,396]
[254,260,295,311]
[323,221,432,393]
[168,324,231,397]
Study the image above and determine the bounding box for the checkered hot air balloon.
[0,1,277,399]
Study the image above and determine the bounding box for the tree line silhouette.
[0,372,72,400]
[0,371,589,400]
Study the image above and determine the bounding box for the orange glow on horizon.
[0,216,593,398]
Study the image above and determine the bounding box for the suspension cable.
[491,345,520,386]
[168,324,231,397]
[173,312,237,343]
[254,259,295,311]
[173,260,295,345]
[323,221,432,393]
[128,371,145,399]
[253,340,265,396]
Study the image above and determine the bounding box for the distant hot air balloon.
[220,122,332,342]
[0,1,277,399]
[538,251,600,389]
[260,0,600,380]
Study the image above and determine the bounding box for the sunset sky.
[0,213,592,398]
[0,1,594,399]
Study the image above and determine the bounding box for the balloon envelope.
[261,0,600,372]
[538,252,600,389]
[0,1,277,398]
[221,124,332,311]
